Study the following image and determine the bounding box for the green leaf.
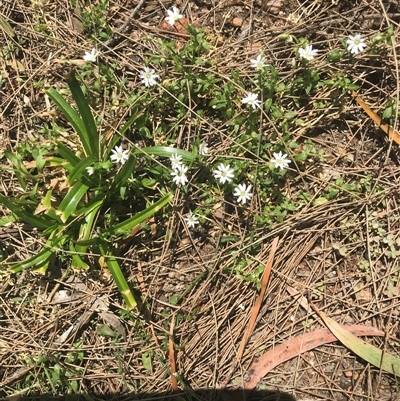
[107,193,173,235]
[98,241,137,310]
[0,194,54,229]
[264,98,272,113]
[47,88,92,157]
[56,141,81,167]
[68,156,96,185]
[327,50,345,62]
[110,154,136,191]
[65,72,99,159]
[58,181,89,222]
[142,351,153,372]
[4,151,32,190]
[313,197,328,206]
[97,324,118,337]
[0,15,15,38]
[9,231,66,273]
[70,241,89,270]
[382,104,395,120]
[0,214,16,227]
[138,146,195,163]
[51,364,61,384]
[169,295,180,305]
[319,311,400,377]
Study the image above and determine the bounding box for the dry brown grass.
[1,0,400,400]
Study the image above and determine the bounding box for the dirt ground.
[1,0,400,400]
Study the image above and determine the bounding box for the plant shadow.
[6,389,297,401]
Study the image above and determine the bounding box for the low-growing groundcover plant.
[0,9,394,311]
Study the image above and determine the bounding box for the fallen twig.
[351,90,400,145]
[219,237,279,389]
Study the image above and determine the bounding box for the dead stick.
[351,90,400,145]
[219,237,279,389]
[237,237,279,360]
[169,314,178,391]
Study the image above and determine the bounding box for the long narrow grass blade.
[98,242,137,310]
[138,146,195,162]
[58,181,89,223]
[107,193,173,235]
[47,88,91,156]
[110,154,136,190]
[9,231,66,273]
[56,141,81,167]
[66,72,99,159]
[74,201,102,261]
[0,194,53,229]
[0,15,15,38]
[70,241,90,270]
[68,156,96,185]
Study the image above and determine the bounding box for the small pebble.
[230,17,243,28]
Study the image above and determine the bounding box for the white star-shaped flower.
[169,153,183,170]
[86,166,95,176]
[139,67,159,87]
[184,213,199,228]
[250,54,268,70]
[165,6,183,26]
[241,92,261,109]
[171,164,188,186]
[233,183,253,205]
[214,163,234,184]
[199,142,209,156]
[110,145,129,165]
[83,48,99,62]
[298,44,318,61]
[270,151,291,170]
[170,154,183,170]
[346,33,366,55]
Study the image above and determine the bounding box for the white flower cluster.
[297,34,366,61]
[170,154,188,186]
[81,28,370,230]
[211,151,291,206]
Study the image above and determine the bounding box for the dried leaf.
[243,325,385,390]
[314,307,400,377]
[98,310,126,339]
